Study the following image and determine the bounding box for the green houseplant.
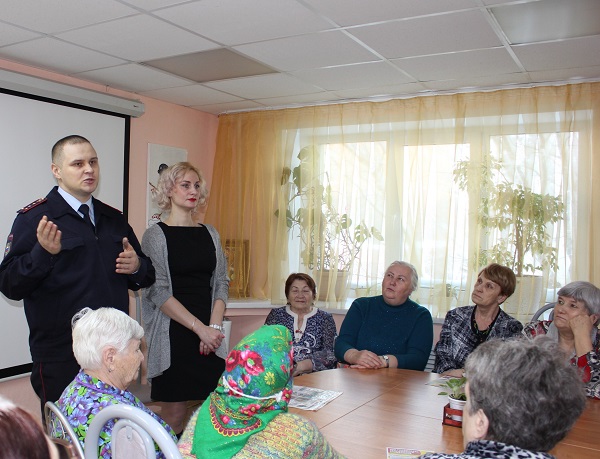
[438,376,467,401]
[279,146,383,298]
[438,376,467,423]
[453,154,564,277]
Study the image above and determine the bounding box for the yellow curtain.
[205,83,600,321]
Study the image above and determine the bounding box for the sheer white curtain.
[206,83,600,320]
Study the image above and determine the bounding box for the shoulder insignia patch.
[17,198,47,214]
[4,234,13,257]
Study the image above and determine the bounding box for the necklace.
[471,307,500,345]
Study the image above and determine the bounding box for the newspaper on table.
[289,385,342,411]
[386,447,434,458]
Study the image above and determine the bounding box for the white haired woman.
[523,281,600,399]
[421,338,586,459]
[55,307,176,459]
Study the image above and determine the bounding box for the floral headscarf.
[191,325,294,459]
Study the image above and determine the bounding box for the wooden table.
[290,368,600,459]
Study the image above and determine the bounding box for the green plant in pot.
[278,146,383,300]
[438,376,467,401]
[453,152,564,316]
[438,376,467,423]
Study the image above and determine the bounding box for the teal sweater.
[334,295,433,370]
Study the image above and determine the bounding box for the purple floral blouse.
[56,370,176,458]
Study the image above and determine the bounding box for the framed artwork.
[146,144,187,227]
[224,239,250,298]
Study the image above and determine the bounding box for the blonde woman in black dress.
[142,162,229,436]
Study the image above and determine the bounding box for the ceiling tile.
[349,10,503,59]
[0,38,125,74]
[0,22,41,46]
[420,73,531,92]
[1,0,137,34]
[191,100,266,115]
[331,82,427,100]
[234,31,379,72]
[392,48,520,81]
[75,63,192,92]
[154,0,333,46]
[291,61,414,91]
[120,0,191,12]
[303,0,479,27]
[528,66,600,83]
[513,36,600,72]
[254,91,342,107]
[56,14,218,62]
[144,49,276,82]
[491,0,600,44]
[141,84,243,106]
[204,73,322,99]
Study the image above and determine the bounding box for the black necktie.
[79,204,95,230]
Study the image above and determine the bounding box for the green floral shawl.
[191,325,293,459]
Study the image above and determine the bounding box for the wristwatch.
[209,324,224,332]
[381,355,389,368]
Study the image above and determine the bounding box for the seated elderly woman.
[0,395,80,459]
[433,264,523,376]
[55,307,176,458]
[422,338,586,459]
[178,324,345,458]
[265,273,337,376]
[523,280,600,399]
[334,261,433,370]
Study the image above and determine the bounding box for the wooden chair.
[44,401,85,459]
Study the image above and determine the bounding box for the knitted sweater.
[141,222,229,382]
[178,408,346,459]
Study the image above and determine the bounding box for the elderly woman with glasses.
[523,280,600,399]
[421,338,586,459]
[55,307,176,458]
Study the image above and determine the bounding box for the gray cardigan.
[141,222,229,382]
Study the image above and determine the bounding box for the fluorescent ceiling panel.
[143,49,277,83]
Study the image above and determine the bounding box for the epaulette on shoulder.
[17,198,47,214]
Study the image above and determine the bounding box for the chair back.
[45,401,85,459]
[531,302,555,322]
[83,404,182,459]
[424,345,436,372]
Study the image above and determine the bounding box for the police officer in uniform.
[0,135,155,410]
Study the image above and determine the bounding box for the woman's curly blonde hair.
[154,162,209,213]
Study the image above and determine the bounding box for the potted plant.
[438,377,467,423]
[279,146,383,300]
[453,152,564,315]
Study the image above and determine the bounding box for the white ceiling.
[1,0,599,115]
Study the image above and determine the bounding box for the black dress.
[150,223,225,402]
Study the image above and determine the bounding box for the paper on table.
[387,447,434,458]
[289,385,342,411]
